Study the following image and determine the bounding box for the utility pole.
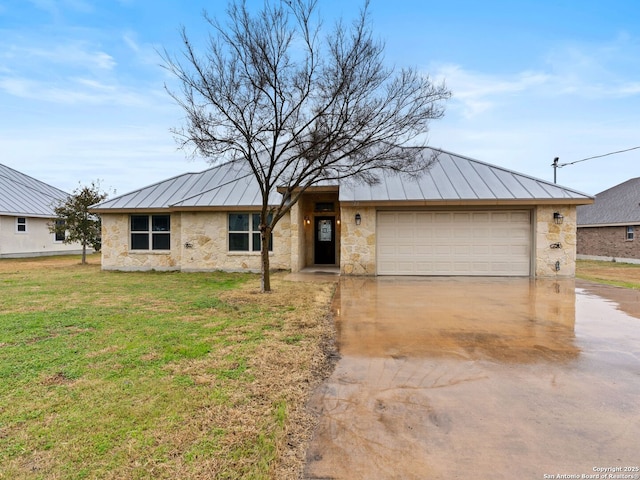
[552,157,559,184]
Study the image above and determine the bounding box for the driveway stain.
[304,277,640,480]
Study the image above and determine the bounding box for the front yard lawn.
[0,255,335,479]
[576,259,640,289]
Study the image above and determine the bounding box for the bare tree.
[163,0,450,292]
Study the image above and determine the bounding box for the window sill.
[227,251,272,256]
[129,250,172,255]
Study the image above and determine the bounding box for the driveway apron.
[304,277,640,480]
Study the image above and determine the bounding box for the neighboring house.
[0,163,84,258]
[577,177,640,264]
[91,149,593,277]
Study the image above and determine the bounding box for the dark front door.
[314,216,336,265]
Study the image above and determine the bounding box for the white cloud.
[2,42,116,71]
[29,0,94,16]
[431,64,551,118]
[431,32,640,122]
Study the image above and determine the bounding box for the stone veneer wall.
[340,206,376,275]
[101,211,291,272]
[101,213,182,271]
[535,205,577,277]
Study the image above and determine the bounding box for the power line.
[558,145,640,168]
[551,145,640,183]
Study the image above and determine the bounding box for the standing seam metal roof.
[339,149,592,202]
[91,149,593,211]
[0,164,70,217]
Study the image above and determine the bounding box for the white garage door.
[377,210,531,276]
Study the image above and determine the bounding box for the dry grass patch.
[576,259,640,289]
[0,256,337,479]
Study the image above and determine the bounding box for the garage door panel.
[377,210,531,276]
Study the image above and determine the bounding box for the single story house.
[91,149,593,277]
[577,177,640,264]
[0,163,84,258]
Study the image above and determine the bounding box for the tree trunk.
[260,228,271,292]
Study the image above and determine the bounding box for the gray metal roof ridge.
[430,147,593,199]
[170,169,254,207]
[92,159,247,209]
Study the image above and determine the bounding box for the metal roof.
[92,149,593,211]
[92,161,280,211]
[339,149,593,203]
[0,163,70,217]
[577,177,640,226]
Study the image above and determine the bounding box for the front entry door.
[314,216,336,265]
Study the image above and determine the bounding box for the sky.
[1,0,639,197]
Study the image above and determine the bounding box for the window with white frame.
[626,226,635,241]
[130,215,171,250]
[16,217,27,233]
[228,213,272,252]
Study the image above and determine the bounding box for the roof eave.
[339,198,594,207]
[578,222,640,228]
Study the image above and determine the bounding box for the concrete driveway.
[304,277,640,480]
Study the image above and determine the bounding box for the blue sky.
[1,0,639,196]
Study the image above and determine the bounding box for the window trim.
[626,226,635,241]
[228,213,273,253]
[16,217,27,233]
[130,214,171,251]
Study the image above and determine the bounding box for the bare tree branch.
[162,0,451,291]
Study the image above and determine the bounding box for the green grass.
[0,255,335,479]
[576,259,640,289]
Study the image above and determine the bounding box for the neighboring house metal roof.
[0,163,70,217]
[577,177,640,226]
[92,149,593,211]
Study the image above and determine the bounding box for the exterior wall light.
[553,212,564,224]
[336,219,341,225]
[555,260,561,271]
[304,215,311,225]
[355,213,361,225]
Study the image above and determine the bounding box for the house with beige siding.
[91,149,593,277]
[577,177,640,264]
[0,163,85,258]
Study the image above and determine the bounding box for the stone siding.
[180,211,291,272]
[100,211,291,272]
[340,206,376,275]
[101,213,182,271]
[535,205,577,277]
[577,225,640,260]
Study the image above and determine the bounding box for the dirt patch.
[41,371,77,386]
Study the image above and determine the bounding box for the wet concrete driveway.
[304,277,640,479]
